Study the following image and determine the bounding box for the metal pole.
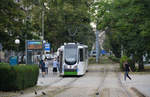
[42,10,44,40]
[25,40,27,64]
[96,30,100,63]
[42,3,45,59]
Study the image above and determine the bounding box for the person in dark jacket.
[123,61,132,80]
[40,59,45,77]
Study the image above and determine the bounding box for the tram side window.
[85,48,88,59]
[79,49,84,61]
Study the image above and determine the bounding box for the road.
[17,63,138,97]
[1,63,149,97]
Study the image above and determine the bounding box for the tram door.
[59,51,63,73]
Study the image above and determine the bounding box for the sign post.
[26,40,43,64]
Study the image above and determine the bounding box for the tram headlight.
[64,65,77,69]
[64,65,69,69]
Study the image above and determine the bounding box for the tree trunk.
[131,55,136,71]
[138,56,144,71]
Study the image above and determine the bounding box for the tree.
[0,0,26,50]
[43,0,95,50]
[92,0,150,71]
[0,0,95,52]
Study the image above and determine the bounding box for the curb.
[130,87,146,97]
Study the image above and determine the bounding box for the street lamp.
[15,39,20,45]
[15,39,20,55]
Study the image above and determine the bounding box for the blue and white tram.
[57,43,88,76]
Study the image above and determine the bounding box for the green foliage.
[92,0,150,70]
[0,0,26,51]
[0,63,39,91]
[120,56,128,71]
[108,56,120,63]
[0,0,95,51]
[42,0,95,50]
[120,55,135,71]
[89,56,114,64]
[88,57,97,64]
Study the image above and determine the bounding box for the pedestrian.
[53,58,58,72]
[45,58,49,74]
[123,61,132,80]
[40,59,45,77]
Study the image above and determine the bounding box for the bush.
[108,56,120,63]
[0,63,39,91]
[88,57,97,64]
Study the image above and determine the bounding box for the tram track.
[19,73,80,97]
[51,66,104,97]
[95,65,108,97]
[36,65,102,97]
[117,72,132,97]
[20,64,134,97]
[95,64,132,97]
[42,77,79,97]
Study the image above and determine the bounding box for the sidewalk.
[120,72,150,97]
[37,67,60,86]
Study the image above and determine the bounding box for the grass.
[89,56,115,65]
[144,65,150,71]
[99,56,114,64]
[139,65,150,74]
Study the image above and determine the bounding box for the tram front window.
[65,46,77,65]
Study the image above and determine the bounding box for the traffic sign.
[44,43,50,51]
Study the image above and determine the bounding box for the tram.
[57,43,88,76]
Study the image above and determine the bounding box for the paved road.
[20,64,135,97]
[1,63,150,97]
[121,73,150,97]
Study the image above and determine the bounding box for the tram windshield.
[64,45,77,65]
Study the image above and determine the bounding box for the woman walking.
[123,61,132,80]
[53,58,58,72]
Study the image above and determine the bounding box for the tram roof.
[64,43,87,47]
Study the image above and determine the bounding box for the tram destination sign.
[27,41,42,50]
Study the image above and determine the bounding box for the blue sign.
[27,41,42,45]
[44,43,50,51]
[9,56,18,66]
[101,50,107,54]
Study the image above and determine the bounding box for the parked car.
[90,50,96,57]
